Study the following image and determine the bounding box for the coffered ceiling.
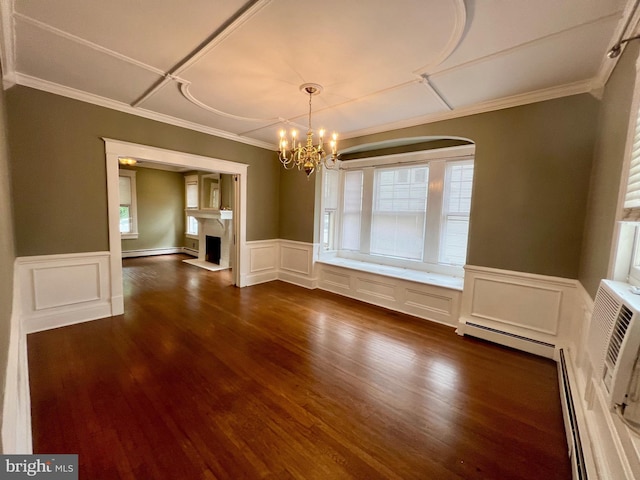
[0,0,633,150]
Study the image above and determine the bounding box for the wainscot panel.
[245,240,279,286]
[457,265,577,358]
[16,252,113,333]
[318,262,461,326]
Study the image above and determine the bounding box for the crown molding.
[341,79,594,140]
[15,73,277,151]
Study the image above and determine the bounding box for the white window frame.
[321,145,474,277]
[613,54,640,287]
[185,174,199,239]
[119,169,138,239]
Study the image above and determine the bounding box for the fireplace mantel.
[186,209,233,220]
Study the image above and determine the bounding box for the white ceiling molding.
[591,0,640,92]
[341,79,594,141]
[16,73,276,150]
[13,12,166,77]
[0,0,16,88]
[178,80,280,123]
[418,75,453,111]
[0,0,630,149]
[428,13,622,82]
[413,0,467,75]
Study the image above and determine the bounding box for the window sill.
[121,233,138,240]
[317,256,464,291]
[185,234,198,240]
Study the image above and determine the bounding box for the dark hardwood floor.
[28,254,571,479]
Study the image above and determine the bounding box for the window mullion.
[424,160,445,264]
[360,168,374,254]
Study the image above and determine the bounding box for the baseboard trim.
[278,270,318,289]
[122,247,184,258]
[25,304,113,334]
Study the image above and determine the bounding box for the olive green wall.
[278,167,316,242]
[0,67,15,450]
[311,94,598,279]
[579,43,640,298]
[121,167,185,252]
[7,86,279,257]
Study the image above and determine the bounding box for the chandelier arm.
[277,83,338,177]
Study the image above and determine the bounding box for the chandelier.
[278,83,339,177]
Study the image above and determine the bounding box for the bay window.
[321,147,474,276]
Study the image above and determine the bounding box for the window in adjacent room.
[185,174,199,238]
[119,169,138,239]
[321,146,475,277]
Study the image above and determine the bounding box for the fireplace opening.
[205,236,221,265]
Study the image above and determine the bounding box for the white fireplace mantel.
[186,209,233,220]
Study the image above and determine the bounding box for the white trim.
[560,281,640,479]
[16,252,113,334]
[0,0,16,89]
[121,247,184,258]
[340,144,475,168]
[412,0,466,75]
[16,74,275,150]
[14,12,166,76]
[318,260,462,327]
[342,79,593,140]
[457,265,578,359]
[183,247,198,257]
[104,139,249,314]
[2,261,32,454]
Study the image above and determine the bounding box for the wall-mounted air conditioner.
[587,280,640,425]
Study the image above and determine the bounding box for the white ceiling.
[0,0,632,150]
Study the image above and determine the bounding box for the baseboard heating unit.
[558,348,588,480]
[460,321,555,358]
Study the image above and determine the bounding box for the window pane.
[440,162,474,265]
[186,215,198,235]
[323,211,335,250]
[186,182,198,209]
[119,176,132,205]
[341,170,363,251]
[324,169,340,210]
[371,166,428,260]
[119,205,131,234]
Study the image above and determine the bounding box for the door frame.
[104,138,249,316]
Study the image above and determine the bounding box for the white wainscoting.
[457,265,578,358]
[244,240,279,286]
[244,240,317,288]
[278,240,317,289]
[317,262,462,326]
[559,283,640,479]
[16,252,114,334]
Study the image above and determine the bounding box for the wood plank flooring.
[28,254,571,479]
